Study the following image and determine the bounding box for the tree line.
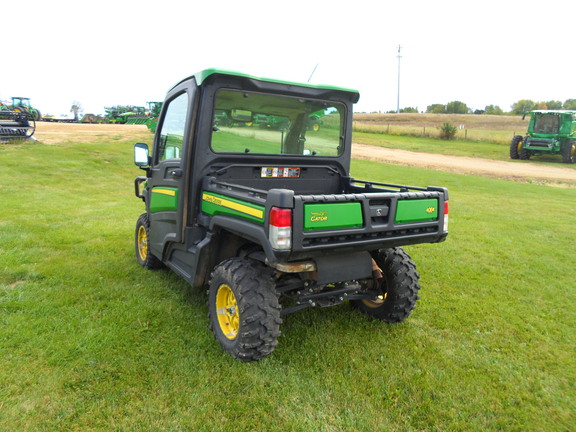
[393,99,576,115]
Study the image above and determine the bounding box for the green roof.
[190,68,360,96]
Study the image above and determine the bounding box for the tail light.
[269,207,292,250]
[443,201,449,232]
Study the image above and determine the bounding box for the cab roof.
[170,68,360,102]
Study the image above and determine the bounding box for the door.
[147,88,192,258]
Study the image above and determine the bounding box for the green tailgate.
[395,199,438,223]
[304,202,363,231]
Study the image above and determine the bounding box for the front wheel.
[353,247,421,323]
[208,258,281,361]
[510,135,522,159]
[561,140,575,164]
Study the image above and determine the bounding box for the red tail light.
[270,207,292,227]
[269,207,292,250]
[443,201,449,232]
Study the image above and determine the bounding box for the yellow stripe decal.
[153,188,176,197]
[202,193,264,219]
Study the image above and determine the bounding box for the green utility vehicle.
[133,69,449,361]
[510,110,576,163]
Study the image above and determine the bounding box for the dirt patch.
[352,143,576,187]
[33,122,148,144]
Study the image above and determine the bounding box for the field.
[353,113,528,144]
[1,123,575,431]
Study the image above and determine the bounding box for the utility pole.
[396,45,402,113]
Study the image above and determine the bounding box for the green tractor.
[510,110,576,164]
[8,97,42,121]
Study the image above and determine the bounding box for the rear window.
[210,89,344,156]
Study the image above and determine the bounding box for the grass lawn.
[1,128,574,431]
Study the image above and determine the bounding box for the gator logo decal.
[426,207,436,214]
[310,211,328,222]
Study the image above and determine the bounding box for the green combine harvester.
[510,110,576,163]
[144,101,163,132]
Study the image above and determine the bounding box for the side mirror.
[134,142,150,167]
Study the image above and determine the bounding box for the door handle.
[169,169,183,178]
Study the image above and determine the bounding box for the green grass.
[1,135,575,431]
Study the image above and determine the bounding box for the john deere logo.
[426,207,436,214]
[310,211,328,222]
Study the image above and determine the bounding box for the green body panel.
[150,187,179,212]
[304,202,363,231]
[201,192,265,224]
[395,199,438,224]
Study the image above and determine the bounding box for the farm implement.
[0,109,35,141]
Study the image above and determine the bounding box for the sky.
[2,0,573,117]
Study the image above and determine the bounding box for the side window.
[157,92,188,162]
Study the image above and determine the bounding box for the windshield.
[533,113,561,134]
[210,89,344,156]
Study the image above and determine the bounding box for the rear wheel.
[510,135,522,159]
[561,140,575,164]
[353,248,420,323]
[135,213,163,269]
[208,258,281,361]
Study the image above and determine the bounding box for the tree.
[535,101,548,110]
[427,104,446,114]
[400,107,418,113]
[446,101,469,114]
[511,100,535,115]
[563,99,576,110]
[484,105,504,115]
[70,101,83,121]
[545,100,563,110]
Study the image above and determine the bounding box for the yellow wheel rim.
[216,284,239,340]
[571,144,575,158]
[313,123,320,132]
[137,225,148,261]
[517,141,523,154]
[362,292,388,308]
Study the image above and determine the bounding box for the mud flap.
[315,251,372,285]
